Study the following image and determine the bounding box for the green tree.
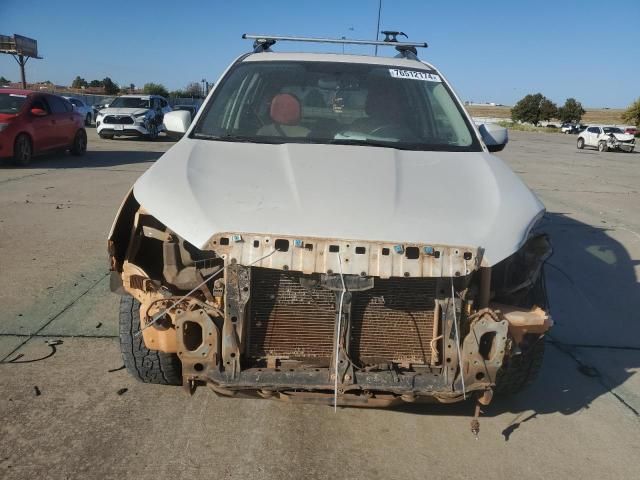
[71,76,88,88]
[89,79,103,87]
[143,82,169,97]
[511,93,558,126]
[102,77,119,95]
[622,98,640,127]
[0,76,10,85]
[557,98,585,123]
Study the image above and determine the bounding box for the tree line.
[511,93,640,127]
[70,76,207,98]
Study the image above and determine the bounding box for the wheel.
[85,113,92,126]
[70,129,87,156]
[576,137,584,149]
[119,295,182,385]
[146,121,159,140]
[12,134,33,166]
[99,133,114,140]
[627,148,634,153]
[598,141,608,152]
[494,336,545,396]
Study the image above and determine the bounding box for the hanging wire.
[136,249,278,337]
[450,257,466,400]
[333,252,347,412]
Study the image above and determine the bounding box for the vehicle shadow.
[0,149,164,169]
[392,212,640,425]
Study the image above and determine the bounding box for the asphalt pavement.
[0,129,638,479]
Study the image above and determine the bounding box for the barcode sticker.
[388,69,441,82]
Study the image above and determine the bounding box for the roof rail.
[242,32,428,59]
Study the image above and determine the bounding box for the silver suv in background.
[96,95,171,140]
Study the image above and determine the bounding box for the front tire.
[70,129,87,156]
[494,336,545,396]
[99,133,114,140]
[119,296,182,385]
[12,134,33,166]
[598,141,608,152]
[85,113,92,126]
[576,137,585,149]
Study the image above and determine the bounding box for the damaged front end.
[108,192,553,408]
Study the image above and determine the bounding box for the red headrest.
[270,93,301,125]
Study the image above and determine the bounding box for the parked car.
[577,126,635,152]
[96,95,171,140]
[560,122,579,134]
[108,34,552,412]
[0,89,87,165]
[624,126,638,136]
[63,96,93,126]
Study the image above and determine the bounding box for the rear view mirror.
[478,123,508,152]
[30,108,47,117]
[163,110,192,139]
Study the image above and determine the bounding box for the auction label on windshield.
[388,69,441,82]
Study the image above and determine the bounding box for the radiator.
[247,268,437,367]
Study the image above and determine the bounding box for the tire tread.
[119,295,182,385]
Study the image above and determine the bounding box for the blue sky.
[1,0,638,107]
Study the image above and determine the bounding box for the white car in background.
[63,96,93,126]
[96,95,171,140]
[577,126,635,152]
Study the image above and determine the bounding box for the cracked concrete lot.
[1,129,639,479]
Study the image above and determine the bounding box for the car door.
[586,127,598,146]
[27,95,56,153]
[70,98,86,116]
[47,95,77,146]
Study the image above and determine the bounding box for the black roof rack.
[242,32,428,60]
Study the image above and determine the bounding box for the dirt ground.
[467,105,627,125]
[0,129,639,479]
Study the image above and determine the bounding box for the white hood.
[99,107,148,116]
[134,139,544,266]
[612,133,634,141]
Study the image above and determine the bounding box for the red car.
[0,89,87,165]
[625,127,638,136]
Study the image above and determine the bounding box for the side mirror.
[163,110,191,139]
[478,123,508,152]
[31,108,48,117]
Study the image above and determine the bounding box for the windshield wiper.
[328,138,422,150]
[192,133,285,144]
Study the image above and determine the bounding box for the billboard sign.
[0,34,39,57]
[14,35,38,57]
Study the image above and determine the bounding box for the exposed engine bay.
[109,193,553,409]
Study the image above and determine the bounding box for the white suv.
[577,125,635,152]
[108,34,552,412]
[96,94,171,140]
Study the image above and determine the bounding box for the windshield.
[110,97,151,109]
[0,93,27,114]
[603,127,623,134]
[192,61,481,151]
